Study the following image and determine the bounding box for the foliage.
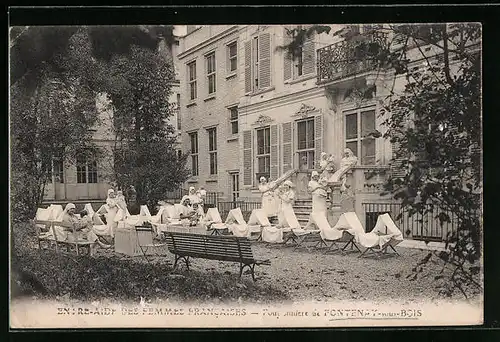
[10,31,99,222]
[10,25,188,217]
[103,46,190,208]
[280,23,482,298]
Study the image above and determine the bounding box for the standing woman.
[105,189,118,237]
[258,177,278,218]
[309,171,328,214]
[319,152,336,183]
[277,180,301,229]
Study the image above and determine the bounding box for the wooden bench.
[164,232,271,281]
[33,219,94,256]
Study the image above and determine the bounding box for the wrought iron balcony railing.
[317,31,388,84]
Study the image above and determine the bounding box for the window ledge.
[204,95,216,102]
[227,135,239,142]
[186,101,197,108]
[187,178,198,183]
[246,86,275,97]
[286,74,317,85]
[226,72,237,80]
[206,176,218,183]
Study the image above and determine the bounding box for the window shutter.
[390,134,406,179]
[282,122,293,173]
[243,130,253,185]
[270,124,279,180]
[314,115,323,168]
[258,32,271,88]
[283,27,292,81]
[244,41,252,93]
[302,35,316,75]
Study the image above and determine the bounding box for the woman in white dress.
[304,171,332,230]
[319,152,336,183]
[309,171,328,214]
[105,189,119,237]
[258,177,278,218]
[56,203,111,253]
[277,180,301,229]
[329,148,358,192]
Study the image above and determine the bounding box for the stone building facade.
[178,24,475,241]
[177,26,243,201]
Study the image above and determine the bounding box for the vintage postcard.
[9,22,483,328]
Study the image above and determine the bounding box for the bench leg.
[239,263,257,281]
[173,255,180,271]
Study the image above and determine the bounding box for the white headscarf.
[106,189,117,207]
[58,203,76,222]
[259,176,267,183]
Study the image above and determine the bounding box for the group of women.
[43,188,137,254]
[258,148,359,230]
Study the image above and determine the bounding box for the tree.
[10,25,187,217]
[10,28,99,222]
[103,46,189,210]
[280,23,482,298]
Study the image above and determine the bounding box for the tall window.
[345,109,376,165]
[76,153,98,184]
[229,107,238,135]
[187,61,197,100]
[208,128,218,175]
[297,118,315,170]
[230,172,240,203]
[53,158,64,183]
[189,132,199,176]
[206,53,216,95]
[256,127,270,181]
[252,36,259,89]
[227,41,238,73]
[176,93,181,130]
[294,45,304,78]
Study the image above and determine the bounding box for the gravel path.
[116,239,481,305]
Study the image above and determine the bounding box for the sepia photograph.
[9,21,483,328]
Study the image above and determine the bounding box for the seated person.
[179,199,202,226]
[62,203,112,250]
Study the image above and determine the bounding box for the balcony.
[316,32,388,85]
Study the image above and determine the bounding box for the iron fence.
[164,188,221,206]
[217,201,261,222]
[362,202,460,242]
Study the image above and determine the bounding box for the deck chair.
[331,212,364,254]
[282,212,321,249]
[247,209,272,240]
[33,208,56,249]
[48,204,64,221]
[203,208,228,235]
[84,203,111,236]
[150,204,183,236]
[135,225,166,267]
[358,213,404,258]
[262,225,284,243]
[140,205,152,220]
[34,207,52,232]
[225,208,250,238]
[312,212,353,254]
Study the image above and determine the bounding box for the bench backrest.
[164,232,255,263]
